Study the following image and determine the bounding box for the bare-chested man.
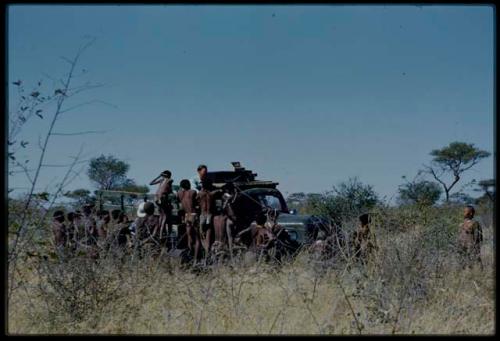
[458,205,483,270]
[82,204,98,258]
[68,211,85,250]
[177,179,198,255]
[196,179,222,263]
[252,213,276,253]
[96,210,109,240]
[212,190,227,244]
[351,213,377,263]
[191,164,208,192]
[150,170,174,242]
[351,213,376,262]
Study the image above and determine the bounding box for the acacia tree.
[423,142,490,202]
[87,155,149,208]
[475,179,495,203]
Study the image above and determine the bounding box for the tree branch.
[51,130,108,136]
[58,100,117,115]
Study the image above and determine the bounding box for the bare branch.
[41,160,90,168]
[59,56,74,65]
[12,160,35,185]
[59,100,118,115]
[51,130,108,136]
[9,39,96,287]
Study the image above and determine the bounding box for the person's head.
[161,170,172,179]
[197,164,208,179]
[98,210,110,222]
[111,209,121,221]
[359,213,371,226]
[118,212,127,223]
[53,210,65,223]
[180,179,191,190]
[82,204,93,215]
[67,212,75,222]
[464,205,475,219]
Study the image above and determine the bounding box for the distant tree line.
[286,141,493,218]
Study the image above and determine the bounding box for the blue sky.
[7,5,495,202]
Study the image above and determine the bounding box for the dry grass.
[8,205,495,335]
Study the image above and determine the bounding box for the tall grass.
[8,204,495,335]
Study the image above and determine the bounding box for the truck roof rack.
[207,162,278,190]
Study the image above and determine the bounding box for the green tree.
[87,154,130,190]
[398,176,442,207]
[286,192,307,212]
[305,178,378,224]
[64,188,94,206]
[424,142,490,202]
[286,192,325,215]
[115,179,149,194]
[475,179,495,203]
[449,192,475,205]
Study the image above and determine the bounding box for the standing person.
[52,210,68,253]
[115,211,132,249]
[133,201,161,257]
[190,164,208,192]
[211,189,228,258]
[96,210,110,253]
[458,205,483,270]
[351,213,377,263]
[66,211,81,252]
[96,210,109,240]
[196,179,222,264]
[82,203,98,258]
[150,170,174,243]
[177,179,198,255]
[107,209,124,248]
[69,211,85,251]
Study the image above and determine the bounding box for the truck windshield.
[257,194,283,211]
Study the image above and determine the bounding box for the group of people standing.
[51,162,486,270]
[51,202,131,258]
[147,164,237,264]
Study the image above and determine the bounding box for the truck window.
[258,195,282,211]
